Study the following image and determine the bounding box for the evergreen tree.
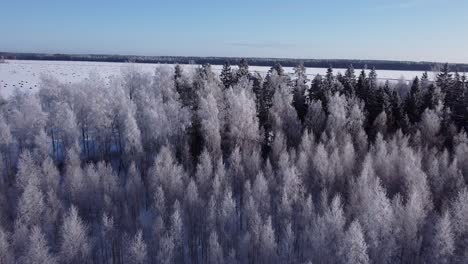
[389,90,409,132]
[436,63,453,95]
[322,65,342,94]
[421,71,430,90]
[270,63,285,76]
[344,65,357,96]
[405,76,423,123]
[174,64,194,108]
[356,69,368,104]
[451,72,466,128]
[367,84,385,129]
[368,67,378,91]
[423,83,444,110]
[308,74,324,103]
[174,64,182,89]
[292,63,309,122]
[236,59,250,81]
[436,63,456,113]
[220,62,234,89]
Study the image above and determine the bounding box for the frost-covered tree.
[292,63,309,122]
[198,93,222,159]
[419,107,441,146]
[270,78,301,147]
[258,216,277,264]
[225,86,260,152]
[451,188,468,262]
[220,62,234,89]
[340,220,369,264]
[125,230,147,264]
[427,211,454,264]
[208,231,224,264]
[17,180,45,228]
[21,226,57,264]
[16,150,40,192]
[157,233,174,264]
[59,206,90,264]
[0,59,467,264]
[126,162,143,223]
[7,92,47,150]
[0,227,13,264]
[350,157,396,263]
[149,146,185,205]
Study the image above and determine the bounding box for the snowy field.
[0,59,434,97]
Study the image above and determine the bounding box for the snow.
[0,59,433,98]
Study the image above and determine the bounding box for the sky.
[1,0,468,63]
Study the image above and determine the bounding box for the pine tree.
[308,74,324,103]
[236,59,250,81]
[367,84,385,128]
[292,63,309,122]
[423,83,444,110]
[270,63,285,76]
[323,65,336,94]
[436,63,453,95]
[174,64,193,108]
[344,65,357,96]
[220,62,234,89]
[464,74,468,131]
[389,90,409,132]
[421,71,430,89]
[368,67,378,91]
[405,76,423,123]
[451,72,466,128]
[356,69,368,104]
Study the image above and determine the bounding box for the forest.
[0,60,467,264]
[3,52,468,71]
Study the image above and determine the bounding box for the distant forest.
[2,51,468,72]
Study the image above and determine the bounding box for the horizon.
[3,51,468,66]
[1,0,468,63]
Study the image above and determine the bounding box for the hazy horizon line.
[2,50,467,66]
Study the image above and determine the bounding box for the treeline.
[3,51,468,71]
[0,60,467,263]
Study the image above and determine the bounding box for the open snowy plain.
[0,59,435,97]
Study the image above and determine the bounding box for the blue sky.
[1,0,467,62]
